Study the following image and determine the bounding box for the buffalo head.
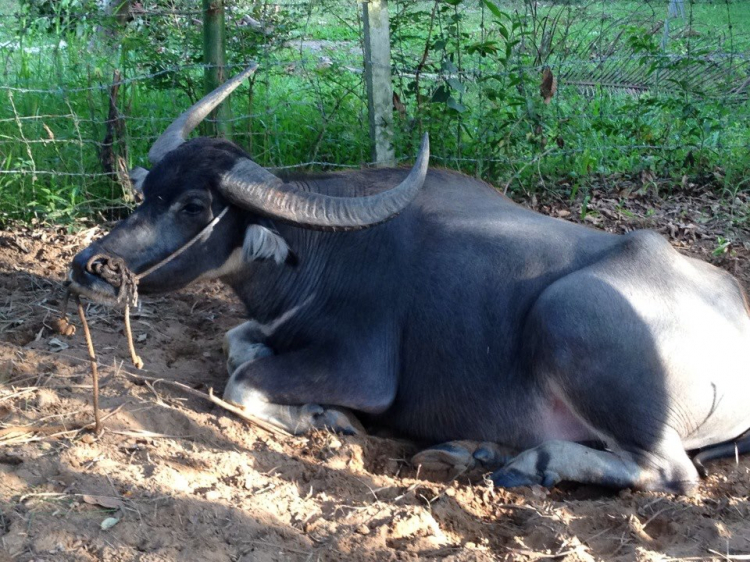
[69,64,429,305]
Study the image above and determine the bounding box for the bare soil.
[1,185,750,562]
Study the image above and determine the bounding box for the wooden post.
[362,0,395,166]
[203,0,230,138]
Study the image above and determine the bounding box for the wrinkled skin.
[71,137,750,495]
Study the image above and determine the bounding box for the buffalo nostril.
[85,253,138,304]
[69,247,138,305]
[81,253,134,290]
[71,246,97,278]
[85,254,118,277]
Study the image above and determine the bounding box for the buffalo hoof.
[412,441,514,480]
[222,370,365,436]
[296,404,365,436]
[491,467,560,489]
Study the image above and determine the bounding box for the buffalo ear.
[241,224,297,266]
[129,167,149,196]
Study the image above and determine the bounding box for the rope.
[56,206,230,433]
[85,253,139,306]
[80,206,230,309]
[124,304,144,369]
[132,206,229,282]
[75,295,102,436]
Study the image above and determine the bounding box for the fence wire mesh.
[1,0,749,222]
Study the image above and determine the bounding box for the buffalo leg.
[222,343,395,436]
[521,266,703,494]
[222,375,365,436]
[491,438,698,492]
[223,320,274,376]
[491,441,642,489]
[222,389,363,436]
[222,322,365,435]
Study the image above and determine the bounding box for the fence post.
[362,0,395,167]
[203,0,230,138]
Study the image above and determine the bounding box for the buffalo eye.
[181,202,206,216]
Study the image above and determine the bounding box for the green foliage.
[1,0,750,224]
[390,0,750,197]
[0,1,363,223]
[17,0,99,37]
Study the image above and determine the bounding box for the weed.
[713,236,731,257]
[0,0,749,223]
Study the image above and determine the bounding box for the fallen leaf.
[48,337,69,352]
[83,495,123,510]
[101,517,120,530]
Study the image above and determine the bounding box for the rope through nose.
[60,206,230,434]
[82,206,230,307]
[85,253,139,306]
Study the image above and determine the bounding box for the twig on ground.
[707,550,750,561]
[108,429,191,440]
[207,387,291,438]
[502,546,582,560]
[0,387,38,401]
[0,403,125,445]
[117,369,290,438]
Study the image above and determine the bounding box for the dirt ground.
[1,183,750,562]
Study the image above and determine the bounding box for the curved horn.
[219,134,430,231]
[148,63,258,165]
[129,166,149,194]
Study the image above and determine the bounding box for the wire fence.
[1,0,749,222]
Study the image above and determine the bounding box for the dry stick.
[52,304,287,439]
[0,404,126,444]
[707,551,750,561]
[0,425,72,440]
[76,296,102,435]
[117,369,290,438]
[503,546,581,560]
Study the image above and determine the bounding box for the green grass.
[1,0,750,224]
[0,0,17,15]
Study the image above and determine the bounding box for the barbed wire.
[3,140,746,175]
[2,50,748,97]
[1,0,749,220]
[0,2,315,19]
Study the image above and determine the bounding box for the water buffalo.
[69,65,750,494]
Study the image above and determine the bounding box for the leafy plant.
[1,0,749,223]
